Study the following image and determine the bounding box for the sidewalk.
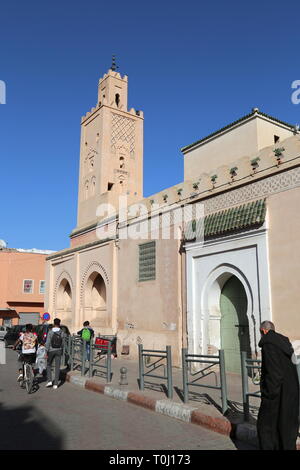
[63,355,265,448]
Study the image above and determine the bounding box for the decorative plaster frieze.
[111,113,135,157]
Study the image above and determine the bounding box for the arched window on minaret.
[85,180,89,200]
[115,93,120,107]
[91,176,96,195]
[120,156,125,169]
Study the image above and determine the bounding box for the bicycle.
[17,353,36,394]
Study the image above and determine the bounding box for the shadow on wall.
[0,402,63,450]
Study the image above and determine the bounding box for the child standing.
[35,342,47,375]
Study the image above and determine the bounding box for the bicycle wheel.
[18,374,25,388]
[25,363,34,394]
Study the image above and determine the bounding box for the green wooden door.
[220,276,250,374]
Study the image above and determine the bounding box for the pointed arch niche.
[84,272,107,328]
[56,278,72,326]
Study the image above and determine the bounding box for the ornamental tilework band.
[203,166,300,215]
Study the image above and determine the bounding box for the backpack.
[51,330,63,349]
[81,328,91,342]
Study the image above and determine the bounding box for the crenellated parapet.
[81,68,143,123]
[132,134,300,218]
[99,69,128,83]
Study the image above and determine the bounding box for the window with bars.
[23,279,33,294]
[138,241,156,282]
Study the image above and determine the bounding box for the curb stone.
[66,372,234,439]
[155,400,197,422]
[65,371,300,449]
[191,409,232,436]
[69,375,87,388]
[104,386,129,401]
[127,392,156,411]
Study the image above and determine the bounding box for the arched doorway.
[56,279,72,325]
[220,275,251,374]
[85,272,107,327]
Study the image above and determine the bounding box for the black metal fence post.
[138,344,172,397]
[89,339,94,378]
[219,349,228,415]
[138,344,144,391]
[181,348,227,413]
[182,348,188,403]
[107,340,112,383]
[166,345,173,399]
[81,339,86,376]
[240,351,262,421]
[68,335,72,367]
[70,335,74,370]
[241,351,250,421]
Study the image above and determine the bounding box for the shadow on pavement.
[0,402,64,450]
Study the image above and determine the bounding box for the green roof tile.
[185,198,266,241]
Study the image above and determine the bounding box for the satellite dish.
[0,240,7,249]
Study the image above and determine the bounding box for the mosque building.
[45,60,300,370]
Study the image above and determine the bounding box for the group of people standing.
[13,319,94,389]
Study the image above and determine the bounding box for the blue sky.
[0,0,299,251]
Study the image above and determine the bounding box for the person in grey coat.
[45,318,65,389]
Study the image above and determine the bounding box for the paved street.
[0,348,253,450]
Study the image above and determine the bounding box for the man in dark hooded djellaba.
[257,321,299,450]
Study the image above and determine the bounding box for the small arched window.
[115,93,120,107]
[85,181,89,199]
[91,177,96,195]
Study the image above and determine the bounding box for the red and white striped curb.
[66,371,300,448]
[66,372,239,439]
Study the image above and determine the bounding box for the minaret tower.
[75,57,144,230]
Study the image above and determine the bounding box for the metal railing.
[240,351,262,421]
[138,344,173,399]
[70,335,88,375]
[88,336,112,382]
[182,349,228,414]
[241,352,300,422]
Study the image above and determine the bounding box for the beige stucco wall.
[183,115,295,181]
[70,228,99,248]
[45,241,116,335]
[267,186,300,342]
[46,214,184,365]
[115,225,183,365]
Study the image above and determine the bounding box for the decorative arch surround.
[53,271,74,327]
[185,231,271,361]
[80,261,110,328]
[53,270,74,308]
[80,261,109,307]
